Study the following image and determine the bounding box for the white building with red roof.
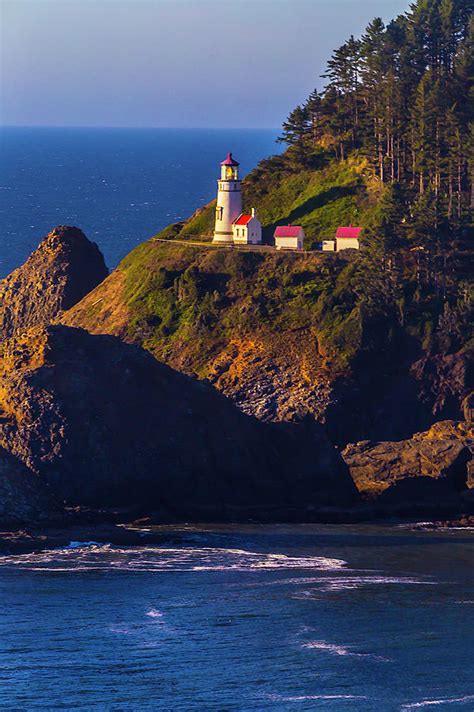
[213,152,243,244]
[232,208,262,245]
[274,225,305,251]
[335,226,362,251]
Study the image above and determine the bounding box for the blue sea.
[1,129,474,710]
[0,524,473,711]
[0,127,281,278]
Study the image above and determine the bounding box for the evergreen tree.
[277,105,311,165]
[281,0,473,242]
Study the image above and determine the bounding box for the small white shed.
[274,225,305,251]
[322,240,335,252]
[335,226,362,251]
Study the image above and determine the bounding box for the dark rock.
[0,325,356,516]
[378,476,463,510]
[0,447,61,526]
[0,225,108,341]
[411,351,472,423]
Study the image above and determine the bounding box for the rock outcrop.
[411,352,472,423]
[0,226,108,341]
[0,447,60,526]
[0,325,357,517]
[342,421,472,497]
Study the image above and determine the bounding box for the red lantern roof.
[221,152,240,166]
[335,226,363,238]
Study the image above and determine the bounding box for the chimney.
[251,207,256,217]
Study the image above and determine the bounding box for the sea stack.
[213,152,242,243]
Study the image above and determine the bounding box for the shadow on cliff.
[263,186,356,240]
[0,325,358,516]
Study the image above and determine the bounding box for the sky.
[1,0,409,129]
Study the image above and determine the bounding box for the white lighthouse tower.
[213,152,242,244]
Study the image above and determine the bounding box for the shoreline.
[2,510,474,557]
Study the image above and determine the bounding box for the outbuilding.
[232,208,262,245]
[335,226,362,251]
[274,225,305,251]
[322,240,336,252]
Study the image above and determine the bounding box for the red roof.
[336,226,363,239]
[221,152,239,166]
[274,225,303,237]
[233,214,253,226]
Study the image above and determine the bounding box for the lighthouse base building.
[232,209,262,245]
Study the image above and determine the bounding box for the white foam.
[146,608,163,618]
[266,693,367,702]
[302,641,355,656]
[401,695,474,709]
[0,545,348,574]
[302,640,390,661]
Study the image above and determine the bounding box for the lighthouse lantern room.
[213,152,242,243]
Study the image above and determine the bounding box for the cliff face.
[0,325,356,516]
[0,226,108,341]
[62,240,472,445]
[0,447,60,526]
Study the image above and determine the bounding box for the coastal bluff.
[0,225,108,342]
[0,323,357,521]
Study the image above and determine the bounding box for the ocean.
[0,524,473,711]
[1,129,474,711]
[0,127,281,278]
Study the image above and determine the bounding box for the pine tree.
[277,105,311,165]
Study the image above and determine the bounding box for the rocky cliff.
[0,225,108,341]
[62,240,472,445]
[0,324,356,518]
[0,447,61,526]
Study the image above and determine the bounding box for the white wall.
[322,240,335,251]
[336,238,359,251]
[213,179,242,243]
[275,235,303,250]
[233,216,262,245]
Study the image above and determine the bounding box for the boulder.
[342,425,471,497]
[0,225,108,341]
[0,325,357,516]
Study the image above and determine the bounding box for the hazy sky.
[1,0,409,128]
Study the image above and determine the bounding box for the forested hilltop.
[63,0,473,445]
[280,0,473,245]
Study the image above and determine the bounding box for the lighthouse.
[213,152,242,244]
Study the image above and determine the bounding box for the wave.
[65,541,105,549]
[0,545,348,574]
[302,640,390,661]
[401,695,474,708]
[265,693,368,702]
